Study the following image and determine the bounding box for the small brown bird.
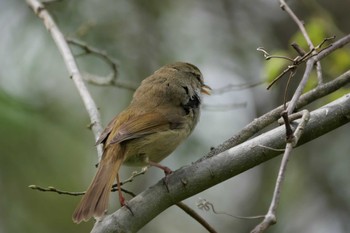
[72,62,211,223]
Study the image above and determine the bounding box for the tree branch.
[287,34,350,114]
[205,68,350,160]
[279,0,323,84]
[26,0,104,159]
[66,38,138,91]
[92,93,350,232]
[251,110,310,232]
[176,202,218,233]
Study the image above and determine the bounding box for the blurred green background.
[1,0,350,232]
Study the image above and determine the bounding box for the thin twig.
[251,110,310,233]
[30,168,147,197]
[261,37,334,91]
[286,34,349,115]
[290,110,310,146]
[66,37,119,78]
[257,47,294,62]
[279,0,323,84]
[26,0,103,160]
[291,43,306,56]
[280,111,294,141]
[29,185,85,196]
[66,38,136,91]
[29,184,136,197]
[286,57,315,114]
[177,202,218,233]
[266,65,295,90]
[113,167,148,187]
[316,34,350,60]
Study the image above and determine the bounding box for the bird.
[72,62,211,223]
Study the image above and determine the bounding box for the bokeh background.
[1,0,350,232]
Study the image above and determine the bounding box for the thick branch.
[205,69,350,159]
[92,94,350,233]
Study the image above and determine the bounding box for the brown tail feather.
[72,145,124,223]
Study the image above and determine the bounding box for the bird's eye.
[191,72,203,84]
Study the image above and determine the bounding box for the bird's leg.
[116,173,134,215]
[148,161,173,192]
[116,173,126,206]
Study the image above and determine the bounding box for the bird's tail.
[72,145,123,223]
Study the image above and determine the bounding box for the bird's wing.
[108,111,183,145]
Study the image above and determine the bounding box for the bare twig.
[280,111,294,141]
[290,110,310,146]
[251,110,310,233]
[291,42,306,56]
[257,47,294,62]
[316,34,350,59]
[113,167,148,187]
[66,37,118,77]
[26,0,103,160]
[66,38,137,91]
[29,184,136,198]
[286,57,318,114]
[29,169,148,197]
[286,34,348,115]
[177,202,218,233]
[259,36,334,92]
[29,185,85,196]
[279,0,323,84]
[266,65,295,90]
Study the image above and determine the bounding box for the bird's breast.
[122,126,191,167]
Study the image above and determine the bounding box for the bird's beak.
[201,84,212,95]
